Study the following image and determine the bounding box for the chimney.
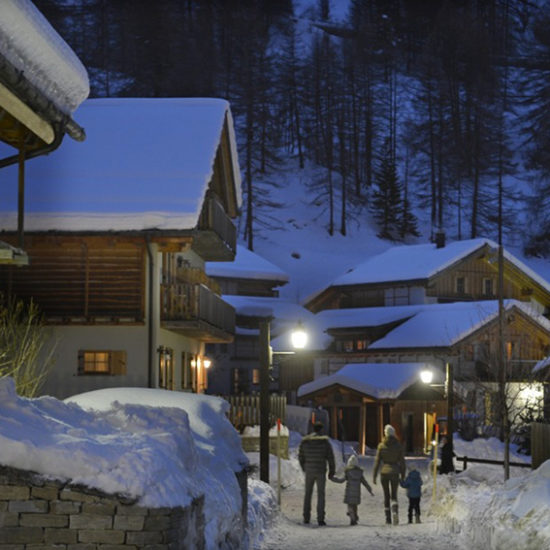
[435,231,446,249]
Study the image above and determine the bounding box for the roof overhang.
[0,240,28,265]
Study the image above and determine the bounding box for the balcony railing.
[193,195,236,260]
[161,281,235,342]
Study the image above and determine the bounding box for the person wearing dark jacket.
[439,436,455,474]
[373,424,406,525]
[298,421,335,526]
[400,467,423,523]
[331,454,374,525]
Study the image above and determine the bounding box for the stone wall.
[0,465,205,549]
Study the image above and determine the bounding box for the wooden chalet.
[0,0,88,265]
[205,245,304,395]
[290,238,550,452]
[0,98,242,399]
[298,363,447,454]
[306,237,550,314]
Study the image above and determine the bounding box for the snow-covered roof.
[297,362,439,399]
[223,294,314,338]
[0,98,242,232]
[329,238,550,295]
[0,0,89,115]
[206,245,289,283]
[273,299,550,352]
[369,300,550,350]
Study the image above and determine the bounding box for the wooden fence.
[531,422,550,469]
[223,394,286,429]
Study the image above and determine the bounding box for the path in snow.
[257,456,462,550]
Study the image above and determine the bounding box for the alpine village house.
[285,236,550,454]
[0,97,241,399]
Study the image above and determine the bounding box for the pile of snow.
[0,378,248,549]
[428,437,550,549]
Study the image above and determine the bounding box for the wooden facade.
[0,236,146,322]
[307,242,550,313]
[298,381,446,455]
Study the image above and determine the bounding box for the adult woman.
[372,424,406,525]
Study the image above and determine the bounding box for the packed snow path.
[257,456,462,550]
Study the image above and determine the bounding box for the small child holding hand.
[400,466,423,523]
[331,454,374,525]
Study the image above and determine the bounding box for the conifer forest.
[34,0,550,255]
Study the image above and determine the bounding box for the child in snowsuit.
[331,454,374,525]
[400,467,423,523]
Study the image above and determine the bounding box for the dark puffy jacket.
[400,469,423,498]
[298,434,335,476]
[332,466,372,504]
[373,435,406,479]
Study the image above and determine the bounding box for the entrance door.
[403,412,414,453]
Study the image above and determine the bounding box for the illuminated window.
[78,350,126,375]
[343,340,354,352]
[356,339,369,351]
[506,341,514,360]
[252,368,260,385]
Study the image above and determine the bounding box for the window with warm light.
[252,368,260,385]
[78,350,126,375]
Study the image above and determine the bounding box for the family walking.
[298,422,422,527]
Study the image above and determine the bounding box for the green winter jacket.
[373,435,406,480]
[298,433,335,476]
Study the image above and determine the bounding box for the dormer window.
[456,276,467,295]
[482,278,494,297]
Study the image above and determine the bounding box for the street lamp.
[420,363,454,463]
[259,319,308,483]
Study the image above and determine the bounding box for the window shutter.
[77,350,85,374]
[110,351,127,375]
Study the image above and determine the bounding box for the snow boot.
[391,500,399,525]
[415,512,421,524]
[385,508,391,525]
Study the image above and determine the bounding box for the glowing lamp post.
[420,363,454,464]
[259,319,308,483]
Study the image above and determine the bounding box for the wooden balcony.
[192,195,236,261]
[161,281,235,342]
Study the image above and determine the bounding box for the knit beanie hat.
[384,424,396,438]
[347,455,358,468]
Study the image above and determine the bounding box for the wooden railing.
[223,394,287,429]
[161,282,234,334]
[456,455,531,471]
[195,196,236,258]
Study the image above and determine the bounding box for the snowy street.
[256,456,461,550]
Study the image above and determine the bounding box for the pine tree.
[370,142,402,240]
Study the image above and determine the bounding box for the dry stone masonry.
[0,465,205,549]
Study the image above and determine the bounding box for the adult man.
[298,421,335,526]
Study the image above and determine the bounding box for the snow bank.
[430,438,549,550]
[0,379,248,549]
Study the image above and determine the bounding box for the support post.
[446,362,454,457]
[259,317,271,483]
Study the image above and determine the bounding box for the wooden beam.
[0,81,54,144]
